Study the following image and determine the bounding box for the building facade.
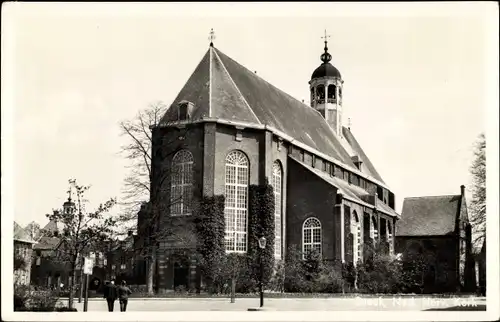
[144,37,399,292]
[395,185,476,293]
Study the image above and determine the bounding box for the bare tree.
[119,101,167,225]
[119,101,196,294]
[469,132,486,247]
[44,179,116,309]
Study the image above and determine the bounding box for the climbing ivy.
[248,179,275,286]
[194,195,226,293]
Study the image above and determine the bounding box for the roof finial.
[320,29,332,64]
[67,186,73,202]
[209,28,216,47]
[348,118,352,130]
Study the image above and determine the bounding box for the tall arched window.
[370,216,378,242]
[327,84,336,103]
[302,217,322,259]
[170,150,194,216]
[272,161,283,259]
[387,221,394,254]
[224,151,249,252]
[351,211,361,263]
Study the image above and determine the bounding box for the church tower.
[309,31,344,138]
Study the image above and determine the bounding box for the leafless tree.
[44,179,116,309]
[469,132,486,247]
[119,101,196,294]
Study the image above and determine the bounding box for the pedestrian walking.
[117,280,133,312]
[103,280,117,312]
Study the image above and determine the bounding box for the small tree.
[469,133,486,247]
[45,179,116,309]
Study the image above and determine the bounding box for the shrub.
[357,252,403,294]
[14,285,60,311]
[14,285,30,311]
[269,260,285,293]
[283,245,308,292]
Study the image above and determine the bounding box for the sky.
[3,2,497,228]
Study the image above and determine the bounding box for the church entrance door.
[173,261,189,291]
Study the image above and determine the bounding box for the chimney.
[460,185,465,196]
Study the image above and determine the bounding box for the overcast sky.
[3,3,497,227]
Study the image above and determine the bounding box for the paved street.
[68,296,486,312]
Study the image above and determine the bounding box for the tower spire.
[320,29,332,63]
[208,28,216,47]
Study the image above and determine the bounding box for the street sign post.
[83,257,93,312]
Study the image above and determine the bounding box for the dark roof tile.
[397,195,461,236]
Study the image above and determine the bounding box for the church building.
[146,32,399,292]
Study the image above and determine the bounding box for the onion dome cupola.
[63,187,76,215]
[309,30,344,138]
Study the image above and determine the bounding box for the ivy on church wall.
[194,195,226,291]
[248,180,275,286]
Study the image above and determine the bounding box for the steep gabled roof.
[343,127,384,183]
[397,195,461,236]
[14,222,36,244]
[33,236,61,250]
[41,219,65,236]
[160,46,386,184]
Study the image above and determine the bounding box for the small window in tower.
[327,85,336,103]
[316,85,325,104]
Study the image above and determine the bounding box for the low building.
[14,222,36,285]
[105,230,146,285]
[396,185,476,293]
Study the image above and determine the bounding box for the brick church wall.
[286,158,339,261]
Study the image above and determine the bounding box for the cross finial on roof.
[348,118,352,130]
[209,28,216,47]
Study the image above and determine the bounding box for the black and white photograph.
[2,2,498,321]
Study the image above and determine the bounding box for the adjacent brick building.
[143,38,399,292]
[395,185,476,293]
[13,222,36,285]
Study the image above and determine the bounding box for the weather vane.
[209,28,216,47]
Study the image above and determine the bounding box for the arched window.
[387,221,394,254]
[316,85,325,103]
[302,217,322,259]
[351,211,361,263]
[272,161,283,259]
[327,84,336,103]
[170,150,194,216]
[224,151,249,252]
[370,216,378,241]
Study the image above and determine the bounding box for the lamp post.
[258,236,266,308]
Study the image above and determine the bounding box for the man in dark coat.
[117,280,133,312]
[103,280,117,312]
